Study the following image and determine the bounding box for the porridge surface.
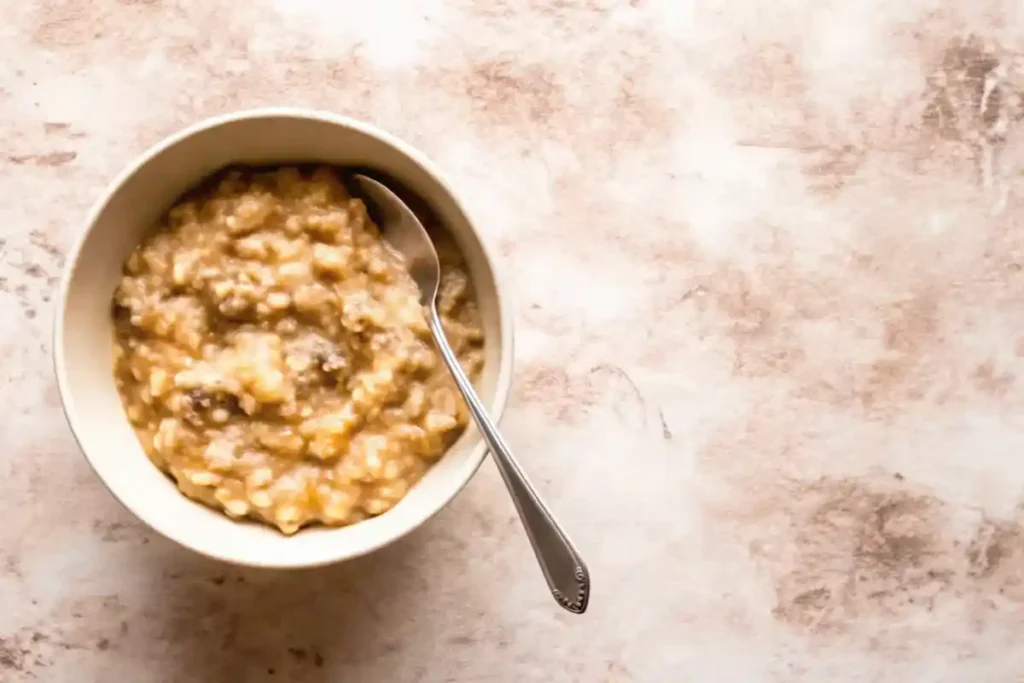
[112,166,483,534]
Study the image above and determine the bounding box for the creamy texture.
[112,166,483,533]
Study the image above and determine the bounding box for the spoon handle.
[428,310,590,614]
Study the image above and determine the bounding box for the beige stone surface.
[4,0,1024,680]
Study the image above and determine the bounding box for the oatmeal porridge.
[112,166,483,534]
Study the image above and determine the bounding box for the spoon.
[351,174,590,614]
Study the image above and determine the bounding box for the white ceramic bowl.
[53,109,513,568]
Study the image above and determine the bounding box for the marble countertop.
[4,0,1024,680]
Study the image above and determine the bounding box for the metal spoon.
[350,174,590,614]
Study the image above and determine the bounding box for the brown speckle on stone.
[22,263,45,279]
[759,479,952,631]
[29,229,64,262]
[972,361,1015,397]
[6,151,77,167]
[463,59,564,127]
[514,362,646,425]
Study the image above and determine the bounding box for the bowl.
[53,108,514,568]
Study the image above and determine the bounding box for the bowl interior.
[56,112,510,567]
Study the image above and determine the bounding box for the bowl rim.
[52,107,515,567]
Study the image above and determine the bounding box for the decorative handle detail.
[552,566,590,614]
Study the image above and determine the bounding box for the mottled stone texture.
[4,0,1024,680]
